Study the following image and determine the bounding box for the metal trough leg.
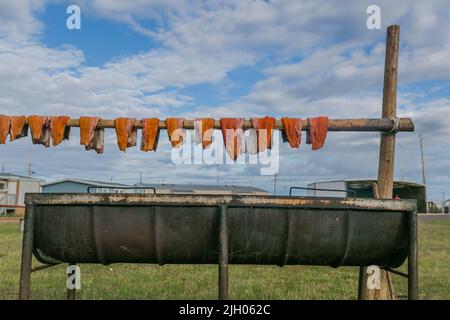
[19,203,35,300]
[357,266,367,300]
[67,263,77,300]
[218,205,229,300]
[408,211,418,300]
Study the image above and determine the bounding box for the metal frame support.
[408,210,418,300]
[31,264,59,272]
[358,210,419,300]
[19,203,35,300]
[382,267,408,278]
[18,194,416,301]
[357,267,367,300]
[18,203,80,300]
[218,205,229,300]
[67,263,77,300]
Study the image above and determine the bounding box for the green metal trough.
[19,193,418,300]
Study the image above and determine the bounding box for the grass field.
[0,221,449,300]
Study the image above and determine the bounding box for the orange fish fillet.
[10,116,28,142]
[220,118,244,161]
[141,118,160,152]
[50,116,70,146]
[166,118,185,148]
[80,116,104,154]
[114,118,136,152]
[281,118,302,148]
[306,116,329,150]
[27,115,51,147]
[0,115,11,144]
[250,116,276,152]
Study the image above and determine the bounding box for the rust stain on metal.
[25,193,416,212]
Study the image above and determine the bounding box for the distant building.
[42,179,128,194]
[42,180,268,196]
[306,179,427,213]
[134,184,269,195]
[0,173,43,215]
[443,199,450,214]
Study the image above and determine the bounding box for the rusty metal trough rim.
[25,193,417,212]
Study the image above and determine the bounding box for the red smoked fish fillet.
[194,118,215,149]
[80,116,104,154]
[27,115,51,147]
[80,117,99,147]
[251,116,276,152]
[166,118,185,148]
[281,118,302,148]
[0,115,10,144]
[141,118,160,152]
[114,118,136,152]
[10,116,28,142]
[50,116,70,146]
[306,117,329,150]
[28,115,45,141]
[220,118,245,161]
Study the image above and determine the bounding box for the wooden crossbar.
[55,117,414,132]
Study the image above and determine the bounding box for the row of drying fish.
[0,115,328,160]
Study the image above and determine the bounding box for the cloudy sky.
[0,0,449,201]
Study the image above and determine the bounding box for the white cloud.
[0,0,46,41]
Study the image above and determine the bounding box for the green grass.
[0,221,449,300]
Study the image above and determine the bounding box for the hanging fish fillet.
[165,118,185,148]
[10,116,28,142]
[80,116,104,154]
[114,118,136,152]
[80,117,99,147]
[194,118,215,149]
[306,116,329,150]
[50,116,71,146]
[250,116,276,152]
[27,115,45,142]
[281,117,302,148]
[141,118,160,152]
[0,115,11,144]
[27,115,51,147]
[219,118,245,161]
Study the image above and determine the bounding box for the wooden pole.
[378,25,400,199]
[365,24,400,300]
[62,117,413,131]
[12,117,414,132]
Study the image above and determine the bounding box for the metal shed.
[307,179,426,213]
[42,179,128,194]
[134,183,269,195]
